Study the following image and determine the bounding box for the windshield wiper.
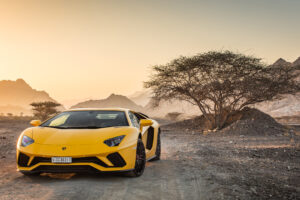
[43,126,69,129]
[44,126,104,129]
[67,126,104,129]
[43,126,106,129]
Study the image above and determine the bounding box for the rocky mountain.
[292,57,300,66]
[0,79,61,115]
[271,58,291,67]
[271,57,300,67]
[71,94,144,111]
[128,90,199,119]
[143,98,199,119]
[128,90,152,107]
[256,57,300,118]
[254,93,300,117]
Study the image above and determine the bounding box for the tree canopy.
[30,101,61,121]
[145,51,300,129]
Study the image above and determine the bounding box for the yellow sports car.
[16,108,161,177]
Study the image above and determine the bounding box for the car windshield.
[41,110,129,129]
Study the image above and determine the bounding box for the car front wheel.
[126,138,146,177]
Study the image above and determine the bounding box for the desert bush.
[165,112,182,121]
[6,113,13,117]
[145,51,300,129]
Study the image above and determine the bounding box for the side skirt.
[146,155,156,161]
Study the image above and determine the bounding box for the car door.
[129,112,155,159]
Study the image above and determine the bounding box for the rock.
[250,187,257,195]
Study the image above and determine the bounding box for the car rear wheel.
[126,138,146,177]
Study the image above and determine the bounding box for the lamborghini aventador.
[16,108,161,177]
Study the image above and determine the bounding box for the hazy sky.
[0,0,299,103]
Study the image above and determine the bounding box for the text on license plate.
[51,157,72,163]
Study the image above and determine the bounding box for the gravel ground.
[0,119,299,200]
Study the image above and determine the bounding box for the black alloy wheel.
[127,138,146,177]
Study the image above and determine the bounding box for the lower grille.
[30,157,51,166]
[18,152,30,167]
[107,153,126,167]
[72,157,109,167]
[28,155,126,168]
[29,156,108,167]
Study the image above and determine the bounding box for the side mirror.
[140,119,153,127]
[30,120,41,127]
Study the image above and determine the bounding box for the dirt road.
[0,120,299,200]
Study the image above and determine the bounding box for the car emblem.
[62,147,67,150]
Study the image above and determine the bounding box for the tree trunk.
[195,102,215,130]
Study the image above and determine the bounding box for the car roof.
[65,107,131,112]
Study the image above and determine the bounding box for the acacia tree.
[30,101,61,121]
[145,51,300,129]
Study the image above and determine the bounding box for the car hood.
[32,127,129,145]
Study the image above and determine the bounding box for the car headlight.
[104,135,125,147]
[21,135,34,147]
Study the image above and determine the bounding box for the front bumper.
[17,141,137,173]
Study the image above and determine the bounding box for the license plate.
[51,157,72,163]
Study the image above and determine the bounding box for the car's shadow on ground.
[19,172,130,182]
[16,160,165,182]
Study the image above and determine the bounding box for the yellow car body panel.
[16,108,160,173]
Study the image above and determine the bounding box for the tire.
[126,138,146,177]
[149,130,161,161]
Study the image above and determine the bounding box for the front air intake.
[146,127,154,150]
[107,152,126,167]
[18,152,30,167]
